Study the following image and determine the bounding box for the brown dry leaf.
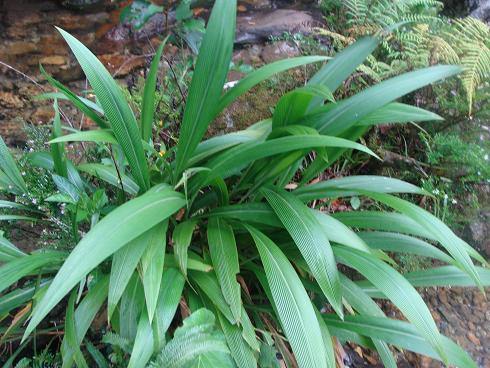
[175,207,186,221]
[334,337,346,368]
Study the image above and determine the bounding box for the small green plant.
[1,1,489,367]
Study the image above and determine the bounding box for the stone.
[236,9,317,43]
[469,0,490,22]
[31,106,55,124]
[233,45,263,65]
[0,92,24,108]
[261,41,300,63]
[467,332,481,346]
[98,54,146,77]
[0,42,37,57]
[240,0,272,9]
[39,56,68,66]
[464,215,490,258]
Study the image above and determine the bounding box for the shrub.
[1,1,489,367]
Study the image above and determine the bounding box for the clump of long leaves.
[1,1,489,367]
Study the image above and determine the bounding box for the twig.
[108,144,126,198]
[163,56,187,104]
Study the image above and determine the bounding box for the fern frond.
[102,331,132,353]
[445,17,490,113]
[460,43,490,114]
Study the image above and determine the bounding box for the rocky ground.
[1,1,489,367]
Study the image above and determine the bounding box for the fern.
[446,17,490,114]
[102,331,132,353]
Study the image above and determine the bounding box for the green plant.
[1,1,489,367]
[119,0,205,53]
[318,0,490,113]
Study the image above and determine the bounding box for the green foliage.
[1,2,488,367]
[319,0,490,113]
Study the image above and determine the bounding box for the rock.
[467,332,481,346]
[233,45,263,65]
[463,214,490,258]
[240,0,272,9]
[469,0,490,22]
[31,106,55,124]
[0,41,37,57]
[236,9,317,43]
[261,41,300,63]
[39,56,68,66]
[98,54,147,77]
[0,92,24,108]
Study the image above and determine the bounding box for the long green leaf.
[358,231,453,263]
[333,246,447,363]
[0,234,26,262]
[61,275,109,367]
[362,192,482,290]
[141,38,167,142]
[152,268,185,352]
[216,56,328,117]
[140,221,168,322]
[310,210,371,253]
[189,121,270,167]
[191,135,377,191]
[207,217,242,322]
[173,219,198,277]
[358,266,490,297]
[305,65,461,136]
[51,100,68,178]
[339,275,396,368]
[50,130,117,145]
[218,311,257,368]
[273,85,334,128]
[0,135,27,193]
[23,188,185,340]
[308,37,380,96]
[78,163,139,195]
[0,252,64,294]
[295,175,429,201]
[63,291,88,368]
[246,225,328,368]
[262,187,343,318]
[57,27,149,191]
[175,0,237,175]
[128,309,154,368]
[356,102,443,126]
[39,64,107,129]
[323,314,476,368]
[190,271,236,324]
[108,233,151,319]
